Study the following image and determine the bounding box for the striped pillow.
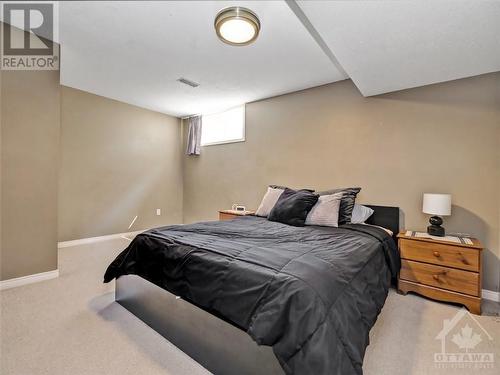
[317,187,361,224]
[305,192,343,227]
[255,186,285,217]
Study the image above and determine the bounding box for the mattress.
[104,216,400,375]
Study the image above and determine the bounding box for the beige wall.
[1,70,61,280]
[183,73,500,292]
[1,70,2,279]
[58,86,183,241]
[2,56,498,294]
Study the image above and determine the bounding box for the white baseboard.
[58,230,143,248]
[482,289,500,302]
[0,269,59,291]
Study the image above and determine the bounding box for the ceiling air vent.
[177,77,200,88]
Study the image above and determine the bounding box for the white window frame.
[201,105,246,147]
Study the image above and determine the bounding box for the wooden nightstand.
[397,232,482,314]
[218,209,255,221]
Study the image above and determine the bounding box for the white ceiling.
[5,1,499,116]
[297,0,500,96]
[59,1,345,117]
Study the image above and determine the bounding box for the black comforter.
[104,216,400,375]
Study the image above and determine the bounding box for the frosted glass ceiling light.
[215,7,260,46]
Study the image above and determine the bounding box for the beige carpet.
[1,237,499,375]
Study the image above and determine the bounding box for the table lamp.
[422,193,451,237]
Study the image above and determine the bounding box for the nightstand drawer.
[218,210,255,221]
[219,212,237,221]
[400,260,479,296]
[399,239,479,272]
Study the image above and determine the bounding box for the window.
[201,105,245,146]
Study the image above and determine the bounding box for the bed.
[104,205,400,375]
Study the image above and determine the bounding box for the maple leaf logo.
[451,324,482,352]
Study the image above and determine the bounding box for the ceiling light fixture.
[214,7,260,46]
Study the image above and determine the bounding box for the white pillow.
[305,193,343,227]
[255,187,285,217]
[351,204,374,224]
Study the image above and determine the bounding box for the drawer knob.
[433,251,440,257]
[433,271,447,281]
[458,251,469,264]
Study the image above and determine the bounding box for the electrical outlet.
[156,208,161,216]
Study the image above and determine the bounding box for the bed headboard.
[365,205,400,241]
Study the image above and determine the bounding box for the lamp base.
[427,216,445,237]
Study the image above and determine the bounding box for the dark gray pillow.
[269,184,288,190]
[269,184,314,192]
[317,187,361,225]
[268,188,319,227]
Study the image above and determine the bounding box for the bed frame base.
[116,275,284,375]
[115,206,400,374]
